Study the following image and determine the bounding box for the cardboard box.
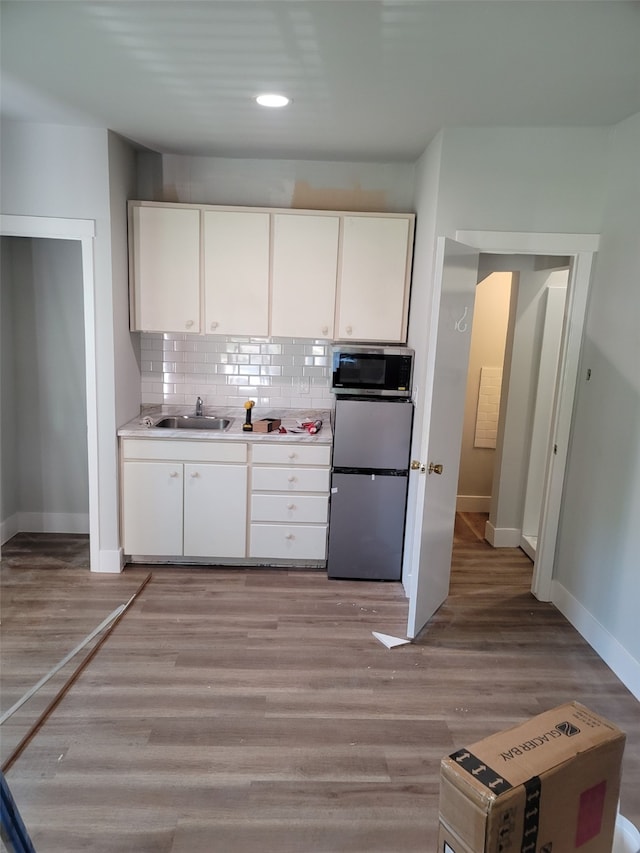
[439,702,625,853]
[253,418,281,433]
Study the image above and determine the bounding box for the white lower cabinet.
[249,443,331,561]
[183,463,247,558]
[121,461,184,556]
[121,439,247,559]
[121,437,332,564]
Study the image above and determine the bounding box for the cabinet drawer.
[250,524,328,560]
[251,494,328,524]
[122,439,247,463]
[252,443,331,467]
[252,466,330,493]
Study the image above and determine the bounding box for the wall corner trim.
[94,549,124,574]
[0,214,95,240]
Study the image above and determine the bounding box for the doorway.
[457,259,570,563]
[1,236,89,545]
[0,214,98,569]
[406,233,598,638]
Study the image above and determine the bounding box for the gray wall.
[1,237,88,534]
[554,113,640,667]
[158,154,416,211]
[1,120,138,571]
[1,239,18,525]
[109,131,141,431]
[408,120,639,695]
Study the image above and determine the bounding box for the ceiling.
[2,1,639,163]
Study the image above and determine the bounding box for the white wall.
[553,113,640,691]
[160,154,416,211]
[0,237,88,539]
[0,120,137,571]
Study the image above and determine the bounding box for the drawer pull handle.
[285,533,294,540]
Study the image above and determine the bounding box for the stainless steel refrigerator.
[327,397,414,580]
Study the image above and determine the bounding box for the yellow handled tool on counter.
[242,399,255,431]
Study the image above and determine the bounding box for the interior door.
[406,238,480,639]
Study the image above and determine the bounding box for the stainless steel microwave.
[331,345,414,397]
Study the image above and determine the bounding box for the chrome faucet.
[195,396,203,416]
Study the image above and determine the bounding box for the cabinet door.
[203,210,270,336]
[183,463,247,558]
[271,214,339,339]
[130,205,201,333]
[337,216,413,342]
[122,461,183,555]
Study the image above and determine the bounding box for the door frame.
[455,231,599,600]
[0,214,99,571]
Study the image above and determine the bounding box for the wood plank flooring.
[1,519,638,852]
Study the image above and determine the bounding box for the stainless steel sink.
[155,416,233,431]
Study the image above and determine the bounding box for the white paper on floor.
[372,631,410,649]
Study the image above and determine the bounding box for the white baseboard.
[94,548,124,574]
[485,521,522,547]
[520,534,537,561]
[552,580,640,701]
[456,495,491,513]
[1,514,20,545]
[1,512,89,541]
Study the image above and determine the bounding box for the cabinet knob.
[287,503,296,511]
[288,452,297,460]
[190,471,199,478]
[185,319,194,328]
[346,325,353,335]
[169,471,179,478]
[287,475,297,483]
[210,321,218,331]
[285,533,294,540]
[321,326,329,336]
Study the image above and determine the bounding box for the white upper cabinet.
[130,205,201,333]
[128,203,414,342]
[336,215,414,343]
[271,214,339,339]
[203,210,270,336]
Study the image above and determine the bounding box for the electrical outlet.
[297,376,310,395]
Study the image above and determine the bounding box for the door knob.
[428,463,444,475]
[411,460,426,472]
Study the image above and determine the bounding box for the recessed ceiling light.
[256,93,290,108]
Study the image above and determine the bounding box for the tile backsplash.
[140,333,334,409]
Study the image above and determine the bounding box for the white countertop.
[118,406,333,445]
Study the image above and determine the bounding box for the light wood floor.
[1,517,638,852]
